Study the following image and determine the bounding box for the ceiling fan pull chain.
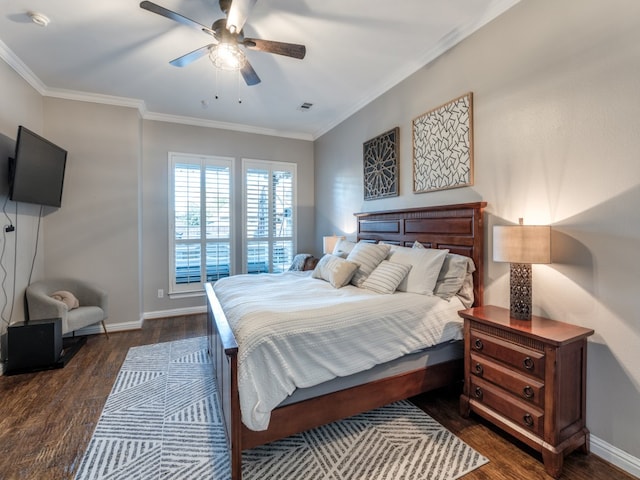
[215,68,220,100]
[237,70,242,104]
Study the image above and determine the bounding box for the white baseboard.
[143,305,206,320]
[68,306,207,336]
[591,435,640,478]
[68,319,143,336]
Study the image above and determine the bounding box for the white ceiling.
[0,0,519,140]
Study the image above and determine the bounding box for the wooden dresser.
[459,305,594,478]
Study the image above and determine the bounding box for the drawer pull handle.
[523,386,534,399]
[474,363,483,375]
[523,413,534,427]
[523,357,534,370]
[474,386,483,399]
[474,338,483,350]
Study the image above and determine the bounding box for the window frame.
[168,152,235,296]
[242,158,297,274]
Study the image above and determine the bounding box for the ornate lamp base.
[510,262,532,320]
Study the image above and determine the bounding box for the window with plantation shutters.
[243,159,296,274]
[169,153,233,294]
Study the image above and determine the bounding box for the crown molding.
[0,39,312,141]
[311,0,521,139]
[143,111,313,141]
[0,38,46,95]
[45,87,147,113]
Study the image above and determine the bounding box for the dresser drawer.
[470,352,545,408]
[470,329,545,379]
[469,376,544,436]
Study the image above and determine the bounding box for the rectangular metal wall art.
[412,92,473,193]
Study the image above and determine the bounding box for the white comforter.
[213,271,465,431]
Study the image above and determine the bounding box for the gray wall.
[141,120,315,315]
[42,99,143,328]
[314,0,640,464]
[0,88,144,336]
[0,60,46,361]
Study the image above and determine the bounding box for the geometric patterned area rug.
[75,337,488,480]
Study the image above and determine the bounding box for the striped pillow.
[346,242,391,287]
[312,254,360,288]
[362,261,412,294]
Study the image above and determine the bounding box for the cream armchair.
[25,278,108,336]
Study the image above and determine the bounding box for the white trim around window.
[168,152,235,295]
[242,158,297,274]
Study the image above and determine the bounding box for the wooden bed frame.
[205,201,486,480]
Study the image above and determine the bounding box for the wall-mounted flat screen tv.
[9,126,67,208]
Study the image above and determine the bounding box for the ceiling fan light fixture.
[209,42,246,71]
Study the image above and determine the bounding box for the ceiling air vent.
[298,102,313,112]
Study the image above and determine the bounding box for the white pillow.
[312,254,359,288]
[434,254,476,300]
[332,238,357,258]
[387,246,449,295]
[457,273,475,308]
[362,261,412,294]
[346,242,391,287]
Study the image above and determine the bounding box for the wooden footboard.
[205,283,242,480]
[241,357,463,450]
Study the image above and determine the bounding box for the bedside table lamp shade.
[493,222,550,320]
[323,235,345,255]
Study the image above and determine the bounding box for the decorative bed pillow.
[456,273,475,308]
[312,254,359,288]
[387,246,449,295]
[50,290,80,310]
[434,254,476,300]
[362,261,412,294]
[332,238,356,258]
[289,253,313,271]
[346,242,391,287]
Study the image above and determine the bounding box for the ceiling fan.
[140,0,306,86]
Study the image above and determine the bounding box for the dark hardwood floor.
[0,315,634,480]
[413,389,635,480]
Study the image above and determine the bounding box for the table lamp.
[322,235,345,255]
[493,219,551,320]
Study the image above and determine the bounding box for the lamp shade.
[493,225,551,264]
[323,235,345,255]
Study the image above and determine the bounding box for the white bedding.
[213,271,465,431]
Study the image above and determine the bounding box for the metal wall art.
[363,127,399,200]
[412,92,473,193]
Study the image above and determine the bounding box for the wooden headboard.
[354,202,486,306]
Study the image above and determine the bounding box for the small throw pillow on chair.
[50,290,80,310]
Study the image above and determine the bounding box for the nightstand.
[459,305,594,478]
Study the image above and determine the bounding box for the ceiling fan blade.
[169,44,214,67]
[226,0,257,34]
[240,61,261,86]
[243,38,306,59]
[140,1,216,37]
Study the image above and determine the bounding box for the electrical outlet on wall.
[157,289,164,298]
